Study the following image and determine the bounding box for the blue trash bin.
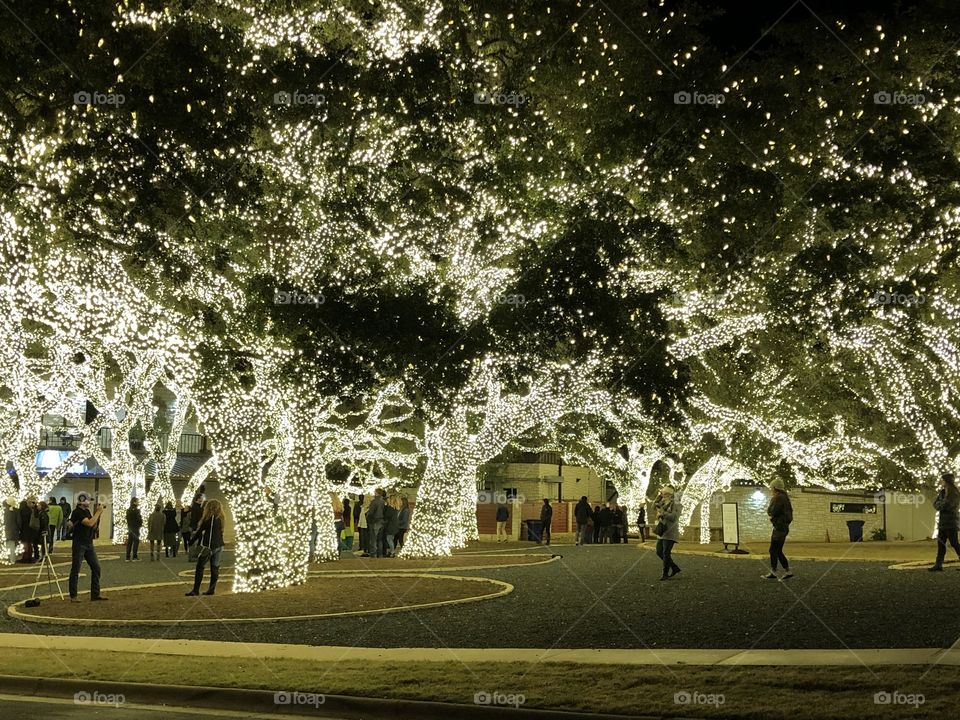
[846,520,865,542]
[525,520,544,543]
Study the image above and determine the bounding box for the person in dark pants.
[162,501,180,557]
[609,503,621,543]
[125,498,143,561]
[637,505,647,543]
[597,503,613,543]
[185,500,225,596]
[68,494,107,601]
[18,498,41,563]
[931,472,960,572]
[654,486,681,580]
[592,505,602,543]
[58,497,71,540]
[763,479,794,580]
[574,496,593,546]
[367,489,386,557]
[540,498,553,546]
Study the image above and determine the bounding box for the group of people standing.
[2,495,71,564]
[573,497,632,545]
[125,492,205,562]
[334,490,411,558]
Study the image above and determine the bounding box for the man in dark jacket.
[574,497,593,546]
[539,498,553,546]
[495,502,510,542]
[366,489,386,557]
[18,498,41,562]
[597,504,612,544]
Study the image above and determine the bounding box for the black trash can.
[524,520,544,543]
[846,520,866,542]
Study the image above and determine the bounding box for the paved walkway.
[1,633,957,666]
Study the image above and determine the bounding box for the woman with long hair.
[185,499,225,596]
[763,479,794,580]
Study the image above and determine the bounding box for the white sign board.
[721,502,740,546]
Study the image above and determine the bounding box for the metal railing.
[38,429,209,455]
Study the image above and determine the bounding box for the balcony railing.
[39,429,210,455]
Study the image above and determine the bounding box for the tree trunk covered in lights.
[401,417,480,558]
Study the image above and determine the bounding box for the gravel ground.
[2,543,959,649]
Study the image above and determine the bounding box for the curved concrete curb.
[9,573,514,626]
[888,559,960,571]
[0,674,657,720]
[637,543,926,564]
[183,553,561,578]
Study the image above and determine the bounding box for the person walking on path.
[46,498,63,555]
[637,505,647,543]
[68,494,107,602]
[654,486,681,581]
[495,501,510,542]
[574,496,593,546]
[763,479,794,580]
[185,499,225,596]
[620,503,630,544]
[540,498,553,546]
[592,505,602,544]
[162,501,180,558]
[147,502,165,561]
[931,472,960,572]
[125,498,143,561]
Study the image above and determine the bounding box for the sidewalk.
[1,633,957,666]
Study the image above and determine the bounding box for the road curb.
[0,674,662,720]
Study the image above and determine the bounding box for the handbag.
[654,520,667,537]
[197,518,214,561]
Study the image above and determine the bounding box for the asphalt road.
[2,543,959,649]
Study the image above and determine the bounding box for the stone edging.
[8,573,514,626]
[637,543,928,564]
[178,553,561,578]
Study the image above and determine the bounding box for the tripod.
[31,531,64,601]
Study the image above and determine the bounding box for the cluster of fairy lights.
[2,6,959,571]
